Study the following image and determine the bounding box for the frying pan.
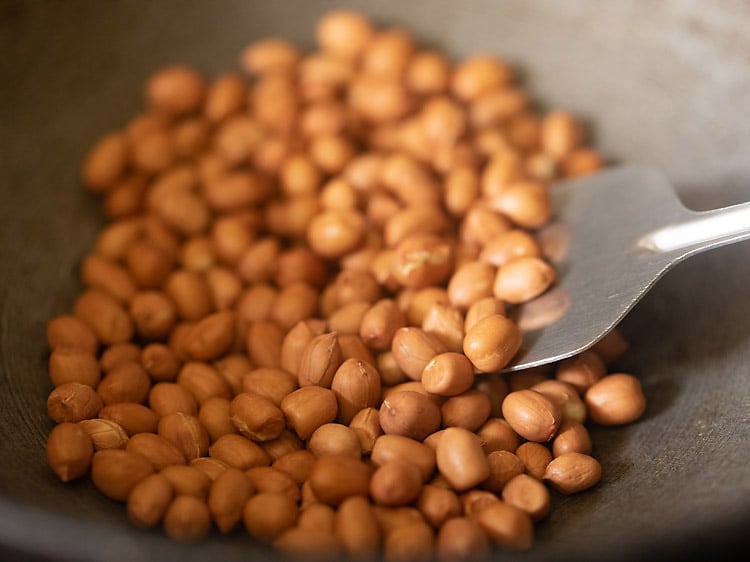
[1,1,748,560]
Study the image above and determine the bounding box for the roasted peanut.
[514,442,552,480]
[308,454,372,507]
[543,452,602,494]
[127,473,174,528]
[163,495,212,542]
[501,390,562,443]
[463,314,522,372]
[230,392,286,442]
[584,373,646,425]
[46,422,94,482]
[379,390,442,441]
[281,386,338,440]
[208,467,255,534]
[436,427,489,492]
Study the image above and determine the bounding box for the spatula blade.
[504,164,688,372]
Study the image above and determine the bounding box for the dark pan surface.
[1,1,749,561]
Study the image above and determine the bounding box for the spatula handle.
[638,201,750,254]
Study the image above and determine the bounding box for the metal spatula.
[504,164,750,372]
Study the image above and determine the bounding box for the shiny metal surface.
[508,164,750,371]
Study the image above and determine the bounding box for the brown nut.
[141,343,182,382]
[436,516,491,561]
[390,234,453,289]
[441,389,492,432]
[161,465,211,499]
[241,368,298,408]
[420,352,475,397]
[476,418,520,454]
[99,342,142,373]
[78,418,129,450]
[316,10,374,59]
[97,362,151,405]
[584,373,647,425]
[493,256,555,305]
[91,449,155,501]
[47,382,103,423]
[462,314,521,373]
[379,390,442,442]
[158,412,210,460]
[435,427,489,492]
[297,332,343,388]
[46,314,99,355]
[384,520,436,562]
[531,379,587,423]
[371,434,436,483]
[48,348,101,388]
[46,422,94,482]
[208,467,255,534]
[190,457,230,481]
[447,261,496,311]
[421,302,465,354]
[280,386,338,440]
[182,311,235,361]
[126,473,174,528]
[230,392,285,442]
[74,289,134,345]
[127,432,187,469]
[334,495,382,556]
[208,433,270,471]
[359,299,406,351]
[501,390,562,443]
[272,449,317,485]
[245,466,300,503]
[501,473,550,522]
[417,484,462,528]
[308,454,372,507]
[460,489,500,520]
[489,180,552,230]
[475,501,533,551]
[543,452,602,494]
[198,396,237,443]
[177,361,232,404]
[307,423,362,459]
[391,327,448,381]
[555,350,607,394]
[81,132,128,192]
[99,403,159,436]
[331,358,382,424]
[261,429,304,462]
[482,450,525,493]
[541,110,583,160]
[146,65,205,116]
[279,318,327,375]
[552,420,592,457]
[464,297,506,334]
[243,492,299,542]
[348,407,384,455]
[163,495,212,542]
[452,54,512,102]
[479,229,541,268]
[370,460,423,507]
[515,442,553,480]
[149,382,198,417]
[307,210,367,259]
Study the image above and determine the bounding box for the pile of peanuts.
[43,10,647,560]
